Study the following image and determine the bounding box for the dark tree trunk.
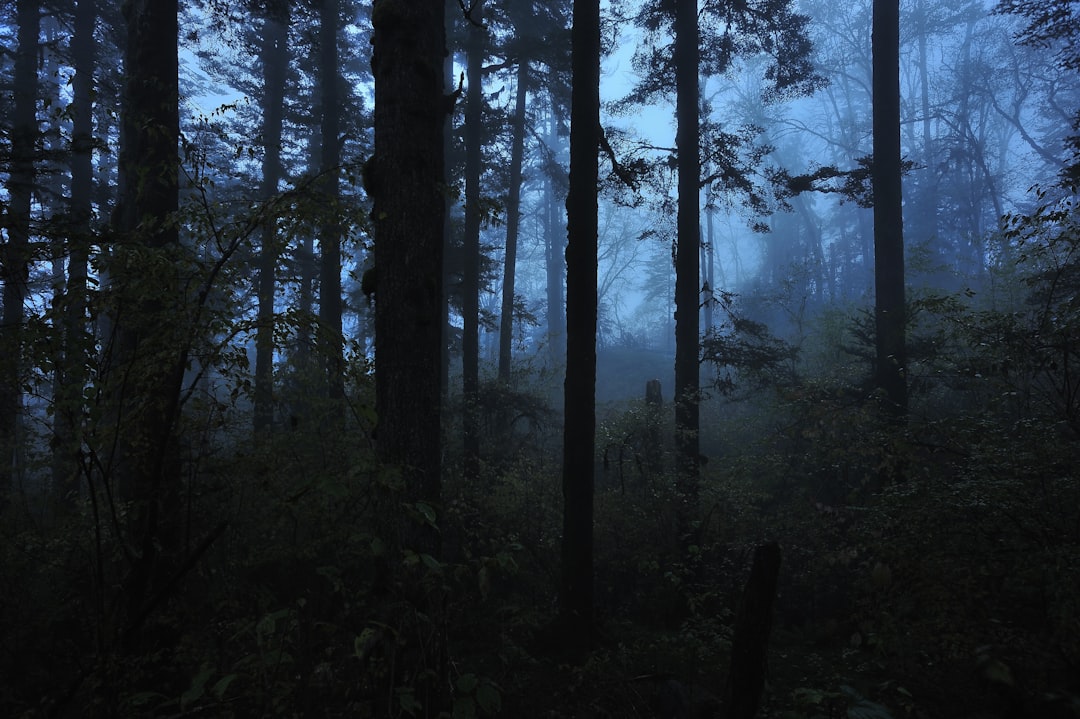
[319,0,344,408]
[915,0,938,246]
[371,0,445,546]
[559,0,599,644]
[545,102,566,369]
[44,17,71,500]
[1,0,39,504]
[872,0,908,417]
[441,15,455,399]
[52,0,95,505]
[498,60,529,384]
[254,5,289,433]
[673,0,701,520]
[111,0,180,645]
[723,542,782,719]
[462,3,484,479]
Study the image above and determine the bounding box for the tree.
[318,0,344,409]
[49,0,97,503]
[108,0,181,643]
[872,0,908,415]
[673,0,701,509]
[620,0,820,512]
[1,0,39,504]
[370,0,445,545]
[462,1,484,480]
[497,56,529,384]
[560,0,599,643]
[254,0,290,432]
[995,0,1080,184]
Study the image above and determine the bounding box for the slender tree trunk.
[872,0,907,417]
[560,0,599,644]
[319,0,344,408]
[441,17,455,399]
[254,6,289,433]
[498,60,529,383]
[44,16,72,500]
[915,0,938,245]
[1,0,40,505]
[545,103,566,369]
[462,4,484,479]
[112,0,180,645]
[57,0,96,503]
[371,0,445,544]
[674,0,701,517]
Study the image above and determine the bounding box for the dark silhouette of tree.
[317,0,344,410]
[497,56,529,384]
[254,0,290,432]
[996,0,1080,184]
[560,0,599,644]
[619,0,821,515]
[370,0,445,546]
[673,0,701,515]
[52,0,96,501]
[108,0,181,644]
[872,0,908,416]
[462,1,484,480]
[1,0,39,504]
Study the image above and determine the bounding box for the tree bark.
[371,0,445,547]
[674,0,701,521]
[560,0,600,644]
[254,4,289,433]
[111,0,181,645]
[498,60,529,384]
[872,0,908,416]
[51,0,95,506]
[545,101,566,370]
[318,0,344,409]
[1,0,39,505]
[723,542,782,719]
[462,2,485,479]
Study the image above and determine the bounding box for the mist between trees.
[1,0,1079,717]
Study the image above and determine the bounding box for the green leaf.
[416,501,437,525]
[396,687,422,716]
[455,673,479,694]
[181,663,214,709]
[478,565,491,600]
[210,673,237,700]
[476,681,502,715]
[355,628,380,659]
[420,553,442,570]
[453,696,477,719]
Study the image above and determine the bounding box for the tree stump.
[723,542,782,719]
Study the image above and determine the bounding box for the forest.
[1,0,1079,717]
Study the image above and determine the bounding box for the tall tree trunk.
[673,0,701,517]
[54,0,96,504]
[44,16,72,500]
[545,102,566,370]
[498,60,529,384]
[371,0,445,547]
[462,4,484,479]
[915,0,938,245]
[319,0,344,408]
[872,0,908,416]
[111,0,180,645]
[1,0,40,505]
[441,17,455,400]
[560,0,599,644]
[254,4,289,433]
